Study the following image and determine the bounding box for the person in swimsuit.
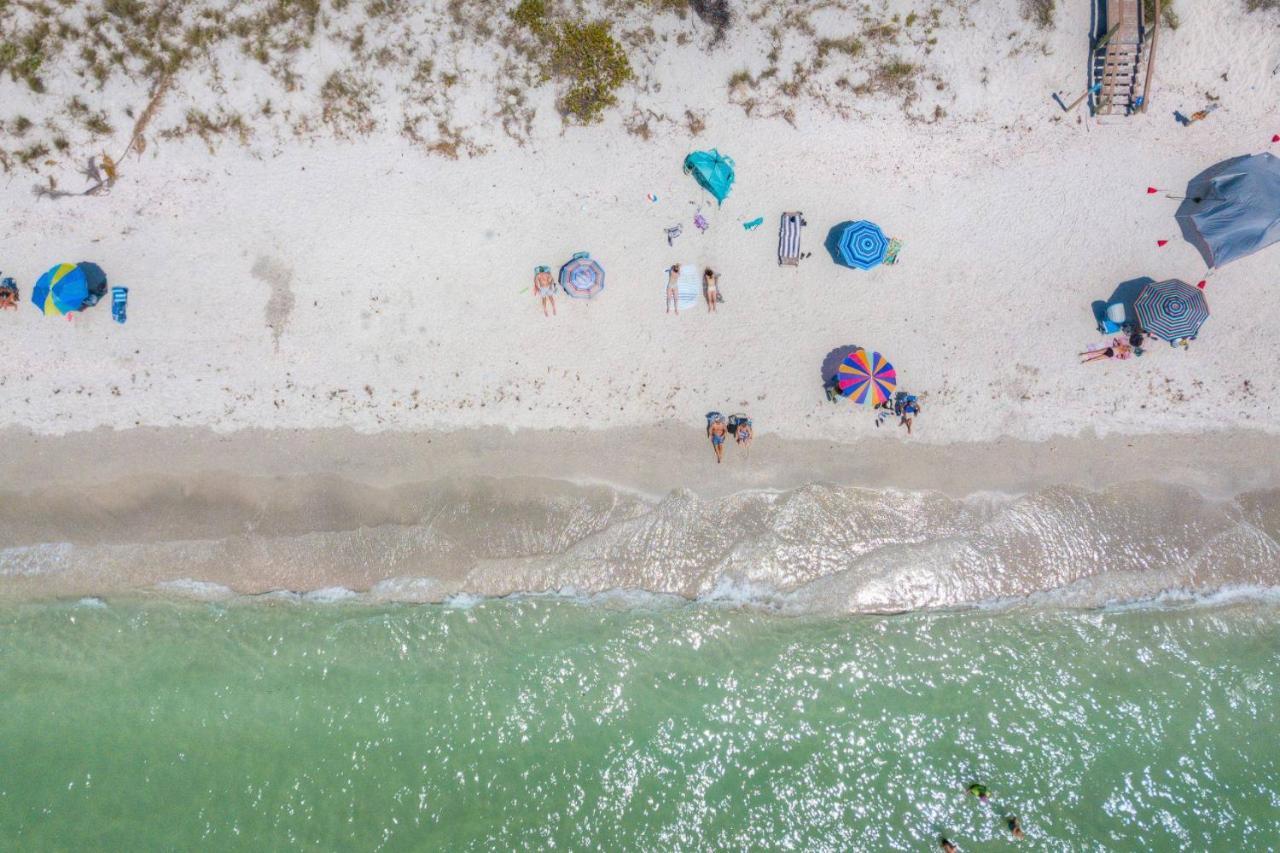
[533,267,556,317]
[703,267,719,313]
[666,264,681,315]
[967,783,990,804]
[1007,816,1025,839]
[735,419,753,448]
[708,417,727,463]
[1079,338,1130,363]
[899,398,920,435]
[939,838,959,853]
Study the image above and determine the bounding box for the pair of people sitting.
[0,276,18,311]
[706,412,753,463]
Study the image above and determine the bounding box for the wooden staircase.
[1092,0,1145,116]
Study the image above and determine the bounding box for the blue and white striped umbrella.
[559,252,605,299]
[835,220,888,270]
[1133,279,1209,342]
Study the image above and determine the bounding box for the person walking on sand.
[708,417,727,463]
[666,264,681,315]
[533,267,556,317]
[703,267,720,313]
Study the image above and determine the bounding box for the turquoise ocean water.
[1,597,1277,850]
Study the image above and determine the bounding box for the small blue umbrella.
[1133,279,1209,342]
[832,221,889,270]
[559,252,605,299]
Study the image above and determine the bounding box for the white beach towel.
[662,265,702,310]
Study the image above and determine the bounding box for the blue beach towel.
[112,286,128,324]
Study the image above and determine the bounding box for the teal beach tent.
[683,150,735,205]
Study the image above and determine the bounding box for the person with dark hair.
[666,264,681,314]
[0,276,18,311]
[939,837,959,853]
[707,416,727,463]
[1008,816,1025,839]
[703,268,720,312]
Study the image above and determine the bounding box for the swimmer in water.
[1008,816,1025,839]
[967,783,990,803]
[939,837,959,853]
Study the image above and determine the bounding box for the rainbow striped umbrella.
[837,349,896,405]
[559,252,605,299]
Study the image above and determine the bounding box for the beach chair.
[111,286,128,323]
[1097,302,1126,335]
[778,212,805,266]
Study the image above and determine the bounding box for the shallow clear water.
[1,598,1277,850]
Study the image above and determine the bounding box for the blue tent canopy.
[1176,152,1280,268]
[683,150,735,205]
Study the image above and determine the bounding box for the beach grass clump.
[532,20,632,124]
[160,108,250,152]
[1246,0,1278,9]
[871,59,918,94]
[690,0,731,44]
[320,70,379,135]
[1143,0,1179,28]
[1022,0,1056,28]
[816,36,864,68]
[510,0,551,36]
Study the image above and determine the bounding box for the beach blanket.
[663,265,702,310]
[779,212,803,266]
[884,238,903,266]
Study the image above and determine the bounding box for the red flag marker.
[1147,186,1159,194]
[1157,240,1169,247]
[1197,280,1206,289]
[1273,134,1280,143]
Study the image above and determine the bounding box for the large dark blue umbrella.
[829,220,888,270]
[1133,279,1209,342]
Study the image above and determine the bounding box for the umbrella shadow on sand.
[823,223,854,265]
[1092,277,1154,329]
[820,344,862,392]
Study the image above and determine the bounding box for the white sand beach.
[2,0,1280,603]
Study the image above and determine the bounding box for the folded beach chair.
[111,286,128,324]
[778,212,805,266]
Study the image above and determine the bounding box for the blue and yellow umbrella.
[32,263,92,316]
[837,349,896,405]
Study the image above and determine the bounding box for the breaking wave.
[2,477,1279,612]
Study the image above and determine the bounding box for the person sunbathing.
[0,288,17,311]
[533,268,556,317]
[735,420,753,448]
[666,264,680,314]
[703,268,720,313]
[1079,338,1130,363]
